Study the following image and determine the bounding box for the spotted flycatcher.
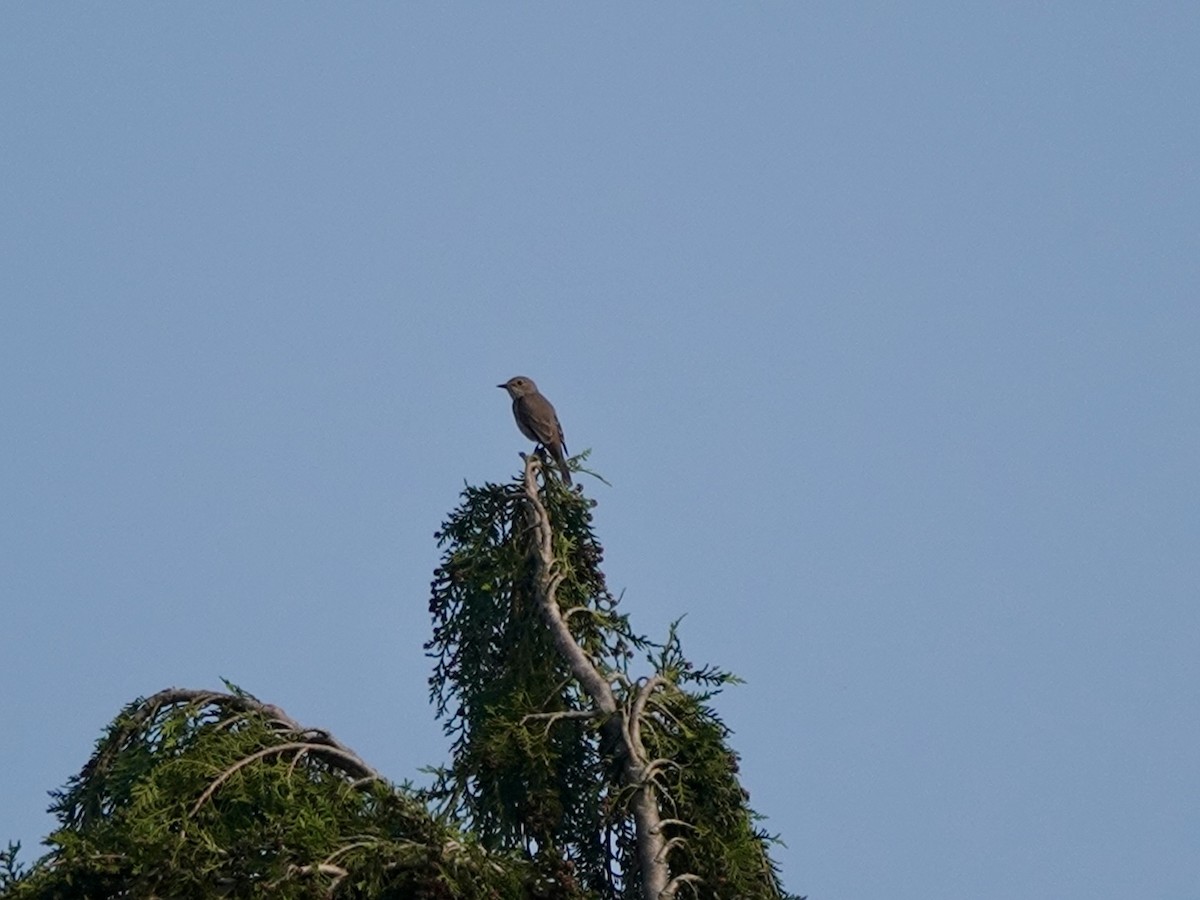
[498,376,572,485]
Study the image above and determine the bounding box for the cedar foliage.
[3,462,798,899]
[3,688,535,900]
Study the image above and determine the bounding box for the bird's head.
[498,376,538,399]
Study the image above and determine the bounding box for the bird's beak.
[496,383,506,389]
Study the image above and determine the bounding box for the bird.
[498,376,572,485]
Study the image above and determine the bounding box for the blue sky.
[2,6,1197,898]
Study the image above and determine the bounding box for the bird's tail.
[551,446,572,485]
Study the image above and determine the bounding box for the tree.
[4,456,798,900]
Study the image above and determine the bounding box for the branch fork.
[519,455,696,900]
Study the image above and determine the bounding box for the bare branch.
[661,872,703,899]
[610,672,634,690]
[111,688,385,786]
[657,835,688,861]
[189,742,383,816]
[562,606,596,620]
[655,818,697,832]
[519,709,601,736]
[628,675,666,756]
[286,745,310,779]
[280,862,348,897]
[289,863,348,879]
[323,839,385,865]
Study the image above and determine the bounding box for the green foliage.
[426,470,797,899]
[426,473,631,894]
[0,844,25,893]
[3,690,538,900]
[640,632,791,899]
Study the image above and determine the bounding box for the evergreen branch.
[520,454,675,900]
[323,839,387,864]
[189,741,382,816]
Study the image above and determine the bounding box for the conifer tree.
[425,455,794,900]
[3,456,798,900]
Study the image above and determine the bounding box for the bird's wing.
[521,394,566,448]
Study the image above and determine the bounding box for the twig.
[281,862,348,897]
[563,606,606,622]
[661,872,703,899]
[109,689,384,785]
[655,818,697,832]
[520,709,601,738]
[289,863,348,879]
[323,839,384,865]
[286,746,310,779]
[656,836,688,862]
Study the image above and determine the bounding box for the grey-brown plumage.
[498,376,572,485]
